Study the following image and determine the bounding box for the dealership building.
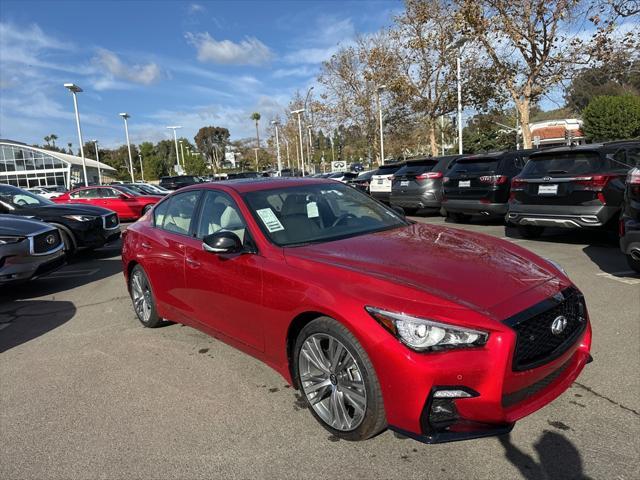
[0,139,116,189]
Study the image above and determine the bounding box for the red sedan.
[121,178,591,443]
[54,186,162,221]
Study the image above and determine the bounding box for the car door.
[181,189,265,351]
[141,190,201,324]
[98,187,137,219]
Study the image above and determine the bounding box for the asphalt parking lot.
[1,216,639,480]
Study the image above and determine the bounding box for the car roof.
[180,177,338,194]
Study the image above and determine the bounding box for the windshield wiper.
[547,170,568,174]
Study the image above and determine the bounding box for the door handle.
[186,257,200,268]
[141,242,151,249]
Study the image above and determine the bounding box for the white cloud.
[188,3,205,14]
[273,66,318,78]
[185,32,272,65]
[93,49,161,86]
[283,16,355,65]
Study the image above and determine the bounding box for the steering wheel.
[331,213,357,227]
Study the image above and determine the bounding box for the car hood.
[284,222,561,314]
[0,215,52,235]
[14,203,114,217]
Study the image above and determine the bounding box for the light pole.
[166,126,183,173]
[376,84,386,165]
[119,113,135,182]
[284,137,291,169]
[179,141,185,166]
[456,56,463,154]
[253,148,259,171]
[138,153,144,181]
[291,109,305,176]
[307,125,313,174]
[271,120,282,174]
[92,139,102,185]
[64,83,88,186]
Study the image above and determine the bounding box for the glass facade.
[0,143,70,188]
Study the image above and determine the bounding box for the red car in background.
[54,185,161,221]
[121,178,591,443]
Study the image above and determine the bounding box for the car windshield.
[0,184,55,209]
[242,182,408,247]
[448,157,500,175]
[114,186,140,196]
[520,152,604,176]
[121,184,148,195]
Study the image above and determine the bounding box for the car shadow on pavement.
[499,431,592,480]
[583,245,639,277]
[0,300,76,353]
[504,225,618,247]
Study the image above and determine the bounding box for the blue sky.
[0,0,401,149]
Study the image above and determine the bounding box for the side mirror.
[203,231,243,254]
[390,205,406,217]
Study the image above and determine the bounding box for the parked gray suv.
[390,155,462,215]
[0,215,65,285]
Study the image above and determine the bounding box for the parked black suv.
[442,150,536,222]
[0,184,120,253]
[159,175,203,190]
[620,165,640,272]
[507,141,640,238]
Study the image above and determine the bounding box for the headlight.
[365,306,488,351]
[545,258,566,275]
[62,215,96,222]
[0,235,25,245]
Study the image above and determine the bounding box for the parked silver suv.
[0,215,65,285]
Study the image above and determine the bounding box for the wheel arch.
[286,310,329,389]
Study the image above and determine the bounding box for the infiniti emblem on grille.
[543,176,552,181]
[45,234,56,245]
[551,315,568,335]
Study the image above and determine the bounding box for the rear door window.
[394,160,438,176]
[520,152,604,176]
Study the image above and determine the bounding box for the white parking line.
[595,271,640,286]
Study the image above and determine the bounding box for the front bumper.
[0,247,65,284]
[72,215,121,248]
[507,204,619,229]
[442,199,507,216]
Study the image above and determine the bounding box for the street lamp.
[64,83,88,186]
[92,139,102,185]
[166,126,183,173]
[283,137,291,169]
[271,120,282,174]
[253,147,259,171]
[179,140,185,166]
[291,108,306,176]
[119,113,135,182]
[376,84,387,165]
[138,153,144,181]
[456,57,463,154]
[306,124,313,174]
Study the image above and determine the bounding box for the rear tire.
[627,254,640,274]
[449,212,471,223]
[129,265,164,328]
[516,225,545,239]
[293,317,386,441]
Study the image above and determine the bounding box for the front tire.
[293,317,386,441]
[449,212,471,223]
[129,265,164,328]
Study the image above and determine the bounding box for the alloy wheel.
[298,333,367,431]
[131,271,152,323]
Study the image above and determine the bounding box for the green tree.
[194,126,230,171]
[50,134,58,147]
[582,95,640,141]
[565,62,640,112]
[250,112,261,149]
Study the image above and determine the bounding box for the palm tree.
[50,134,58,147]
[251,112,261,149]
[44,135,51,146]
[67,142,73,154]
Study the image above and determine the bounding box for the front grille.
[502,359,571,408]
[507,287,586,371]
[103,213,119,229]
[32,229,62,254]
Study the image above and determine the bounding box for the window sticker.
[256,208,285,232]
[306,201,319,218]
